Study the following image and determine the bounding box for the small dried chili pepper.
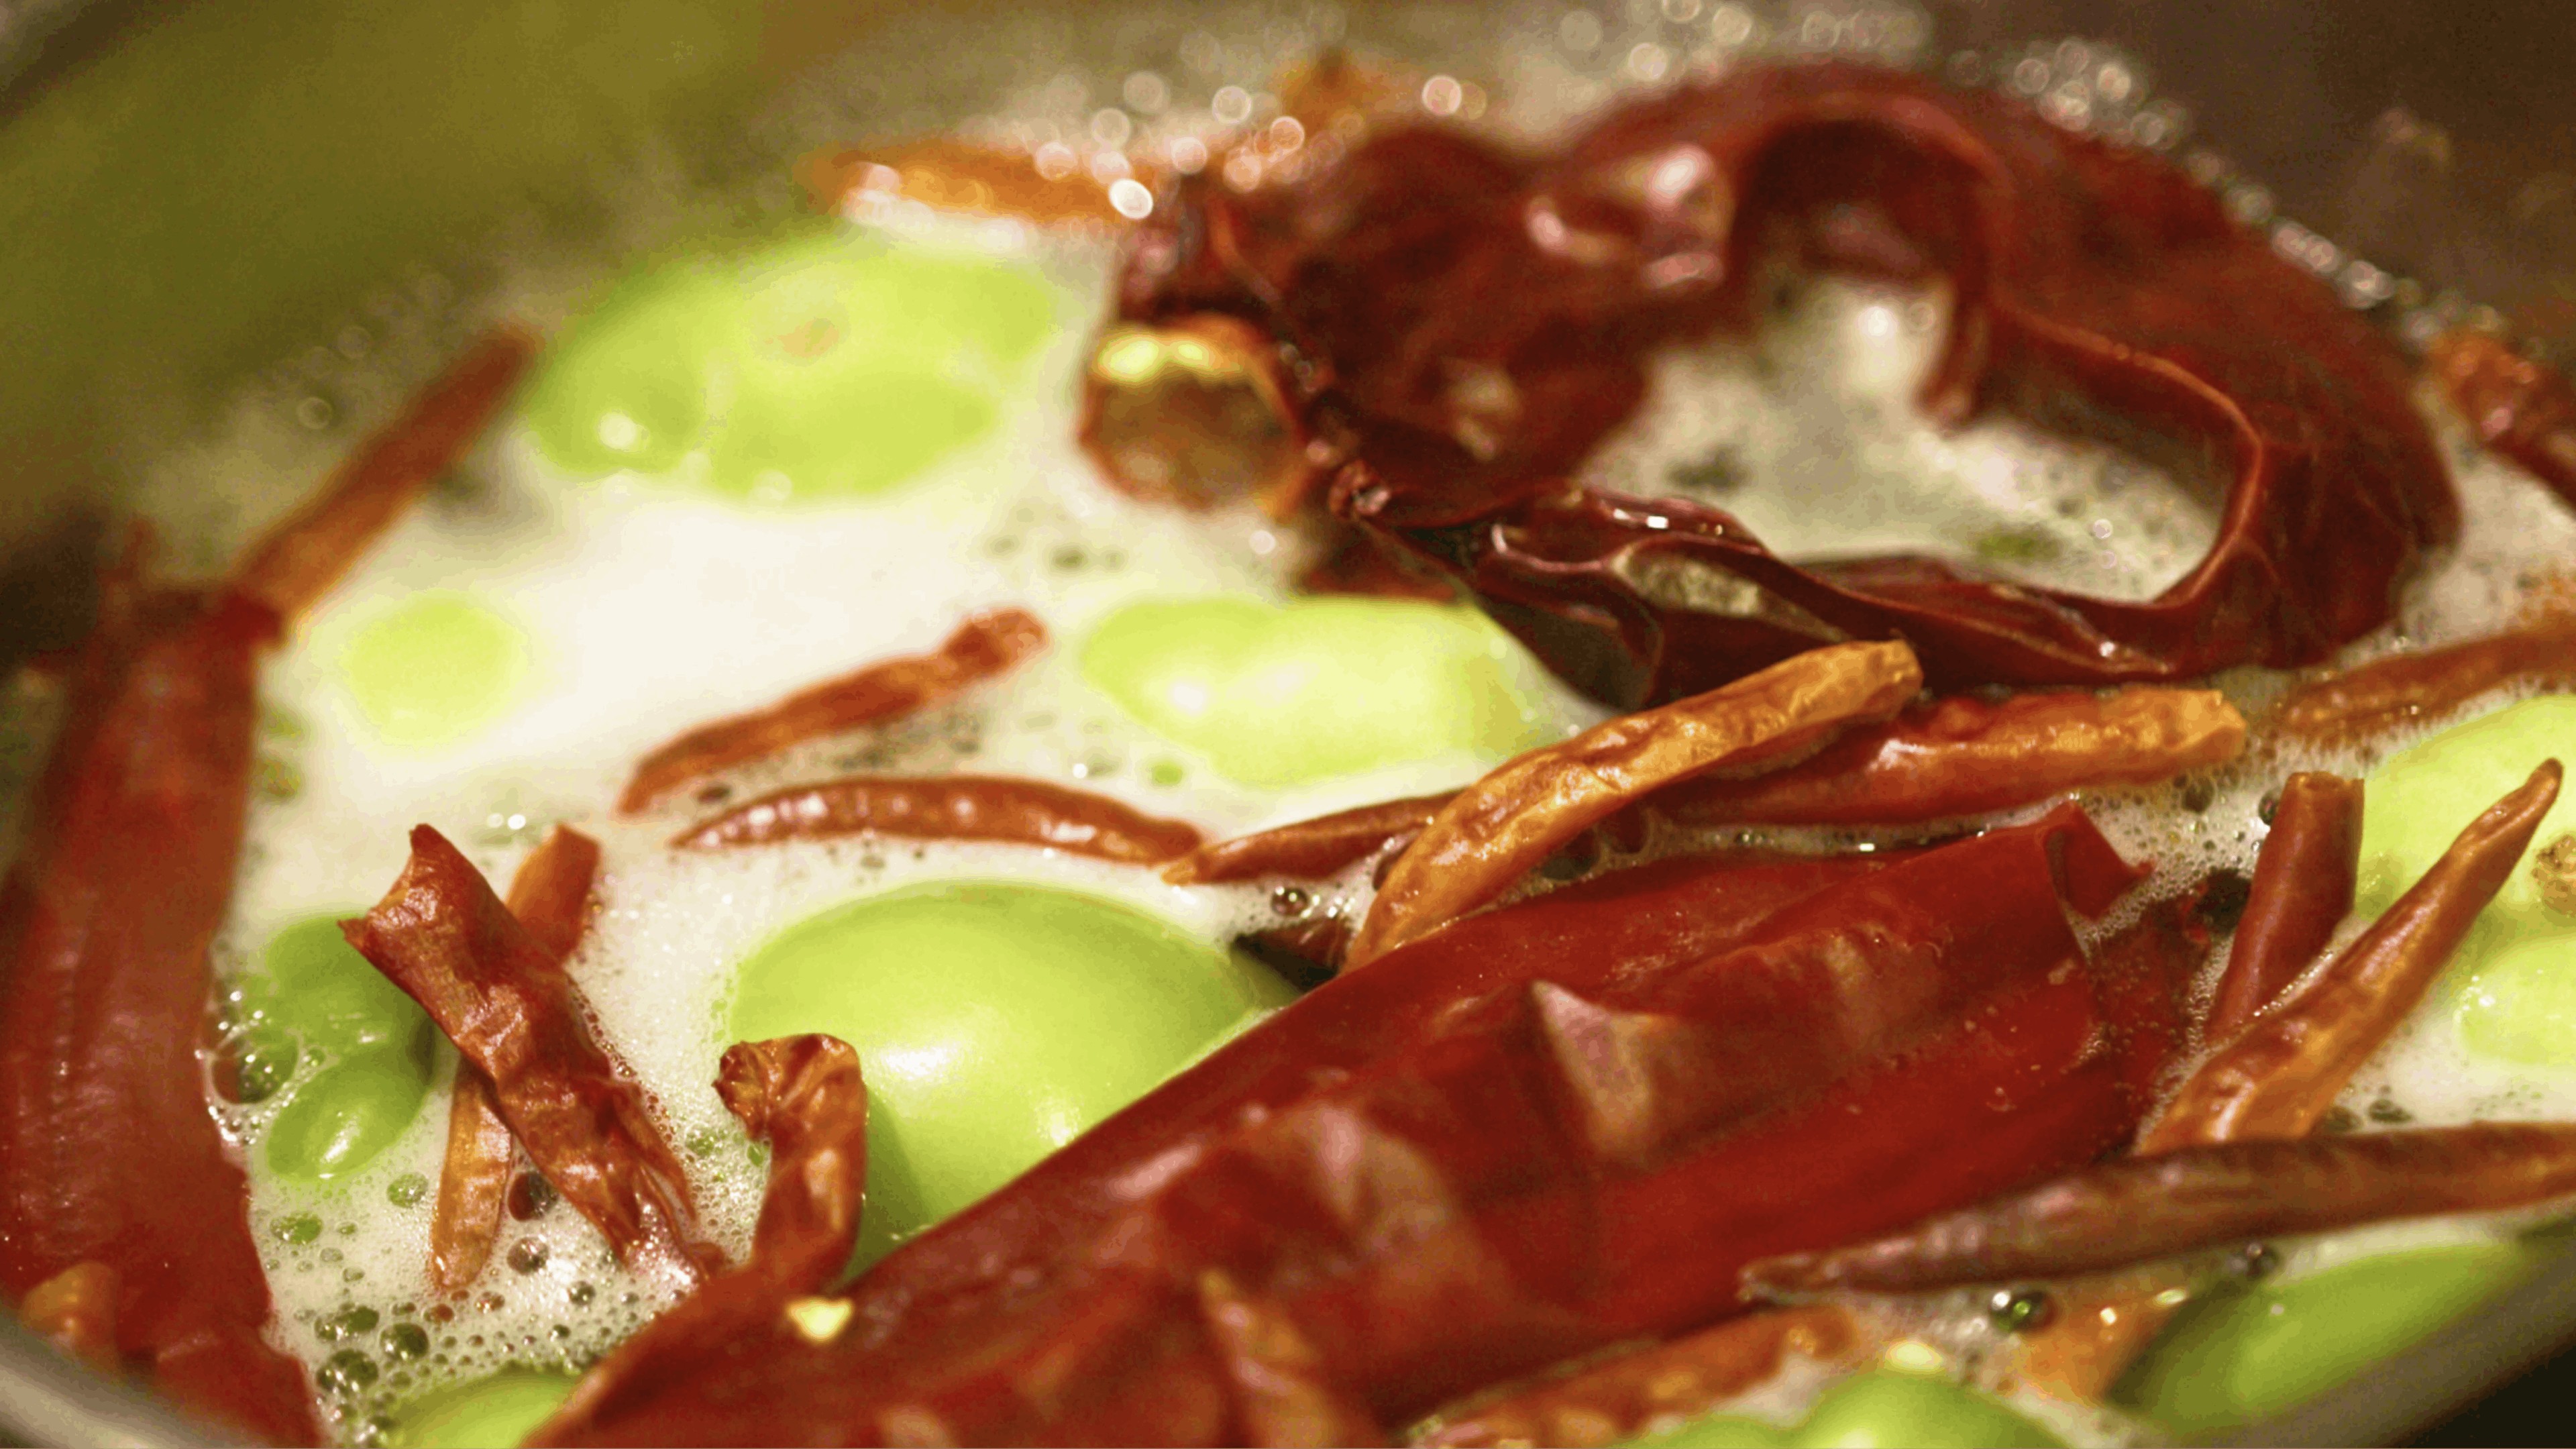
[2204,772,2365,1042]
[2144,761,2561,1150]
[1417,1305,1869,1449]
[231,327,539,625]
[1347,638,1920,967]
[1650,687,2244,826]
[533,1036,865,1447]
[536,807,2180,1446]
[2429,328,2576,502]
[345,826,719,1284]
[0,580,319,1446]
[1164,793,1452,885]
[2273,613,2576,745]
[1114,62,2455,705]
[618,606,1047,813]
[431,826,603,1296]
[672,773,1202,864]
[1742,1122,2576,1295]
[1082,315,1316,514]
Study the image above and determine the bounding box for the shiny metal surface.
[0,1,2570,1442]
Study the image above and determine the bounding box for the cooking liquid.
[18,2,2576,1442]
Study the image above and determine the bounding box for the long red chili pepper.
[2204,772,2364,1041]
[538,806,2178,1445]
[618,606,1049,813]
[0,580,320,1446]
[674,773,1202,863]
[2273,613,2576,745]
[345,826,721,1284]
[229,327,539,624]
[1744,1122,2576,1295]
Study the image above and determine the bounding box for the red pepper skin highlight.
[0,585,321,1446]
[541,807,2181,1446]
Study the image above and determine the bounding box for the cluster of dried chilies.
[6,54,2576,1449]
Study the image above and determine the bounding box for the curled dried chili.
[1108,61,2454,706]
[1743,1122,2576,1295]
[536,806,2182,1446]
[617,606,1047,813]
[674,773,1201,864]
[1348,637,1921,967]
[345,826,719,1283]
[533,1035,865,1446]
[431,825,604,1297]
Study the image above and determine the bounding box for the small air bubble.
[1212,85,1254,125]
[295,396,337,431]
[274,1213,323,1246]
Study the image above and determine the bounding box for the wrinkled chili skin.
[2206,771,2363,1041]
[674,773,1202,864]
[1746,1122,2576,1297]
[347,827,719,1283]
[543,808,2183,1446]
[0,586,321,1446]
[533,1035,867,1448]
[1112,62,2453,706]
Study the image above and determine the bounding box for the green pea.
[2118,1241,2541,1433]
[260,916,434,1055]
[1079,596,1555,787]
[266,1045,435,1182]
[729,883,1292,1269]
[386,1368,578,1449]
[2351,698,2576,1069]
[339,592,537,753]
[1792,1372,2059,1448]
[521,230,1057,503]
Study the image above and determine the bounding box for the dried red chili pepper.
[2204,772,2365,1042]
[1418,1305,1869,1448]
[2429,328,2576,502]
[672,773,1202,864]
[533,1035,865,1446]
[345,826,720,1284]
[1744,1122,2576,1296]
[2144,761,2560,1150]
[2273,613,2576,745]
[231,327,539,625]
[1165,793,1452,885]
[618,606,1048,813]
[1110,62,2454,706]
[431,826,603,1296]
[1651,687,2244,826]
[1349,638,1921,967]
[537,806,2181,1446]
[0,579,318,1446]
